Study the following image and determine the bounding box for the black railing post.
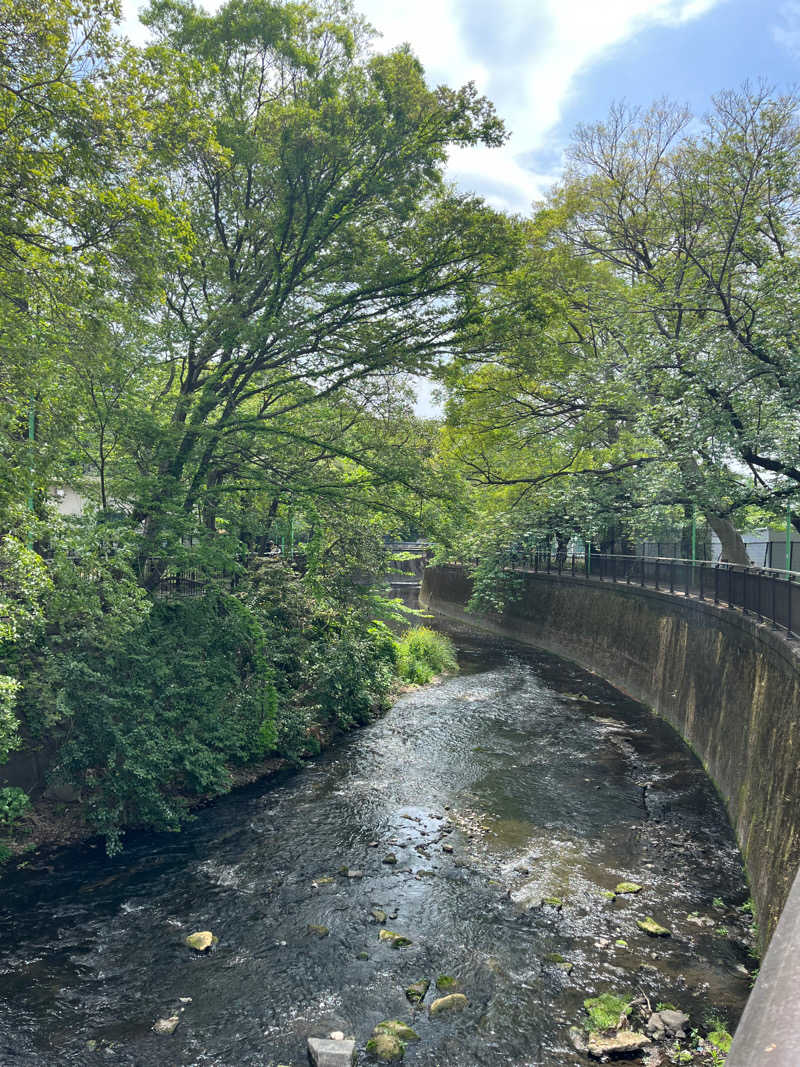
[571,552,575,577]
[728,566,733,610]
[699,562,704,601]
[670,558,675,594]
[772,572,778,630]
[655,558,659,590]
[547,551,551,574]
[640,557,645,587]
[743,568,748,616]
[714,563,719,604]
[611,555,616,582]
[789,574,794,638]
[685,558,690,597]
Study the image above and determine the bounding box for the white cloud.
[120,0,724,210]
[358,0,725,210]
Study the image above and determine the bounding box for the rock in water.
[637,917,671,937]
[430,993,468,1016]
[378,929,412,948]
[405,979,430,1004]
[185,930,215,952]
[587,1030,651,1058]
[153,1015,180,1035]
[615,882,643,894]
[365,1032,405,1061]
[308,1036,357,1066]
[374,1020,420,1043]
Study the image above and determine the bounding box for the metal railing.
[491,550,800,639]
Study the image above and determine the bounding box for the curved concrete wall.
[421,564,800,946]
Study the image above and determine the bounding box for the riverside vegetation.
[0,530,457,858]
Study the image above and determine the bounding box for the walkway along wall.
[420,564,800,947]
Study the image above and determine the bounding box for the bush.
[395,626,457,685]
[50,591,279,852]
[0,787,30,828]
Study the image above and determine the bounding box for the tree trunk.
[705,513,750,565]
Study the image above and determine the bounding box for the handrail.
[470,550,800,640]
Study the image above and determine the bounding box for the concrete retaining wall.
[421,564,800,946]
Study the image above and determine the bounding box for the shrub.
[395,626,457,685]
[0,787,30,828]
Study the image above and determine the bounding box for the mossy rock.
[405,979,430,1004]
[614,939,628,948]
[615,882,643,894]
[307,924,329,938]
[637,917,671,937]
[435,975,460,993]
[602,891,617,901]
[375,1020,420,1043]
[542,896,563,909]
[371,908,387,924]
[379,929,412,948]
[583,993,631,1031]
[544,953,566,964]
[185,931,217,952]
[430,993,468,1016]
[366,1032,405,1061]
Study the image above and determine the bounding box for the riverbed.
[0,622,754,1065]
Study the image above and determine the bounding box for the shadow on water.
[0,612,754,1065]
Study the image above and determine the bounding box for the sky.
[122,0,800,213]
[120,0,800,410]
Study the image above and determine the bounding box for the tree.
[109,0,511,582]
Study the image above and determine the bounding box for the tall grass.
[395,626,457,684]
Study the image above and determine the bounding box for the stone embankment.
[421,564,800,948]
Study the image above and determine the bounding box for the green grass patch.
[583,992,631,1032]
[395,627,457,685]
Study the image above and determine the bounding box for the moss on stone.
[583,992,631,1032]
[378,929,412,948]
[375,1020,420,1042]
[637,917,671,937]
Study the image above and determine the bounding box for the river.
[0,619,754,1065]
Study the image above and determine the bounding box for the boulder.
[307,924,330,938]
[435,975,460,993]
[365,1032,404,1061]
[587,1030,651,1059]
[646,1009,689,1039]
[405,979,430,1004]
[430,993,468,1016]
[308,1036,357,1066]
[615,882,643,894]
[378,929,412,948]
[185,931,216,952]
[637,917,671,937]
[153,1016,180,1035]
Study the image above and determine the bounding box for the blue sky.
[353,0,800,212]
[122,0,800,211]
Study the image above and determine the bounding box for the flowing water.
[0,620,754,1065]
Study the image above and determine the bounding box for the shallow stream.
[0,621,754,1065]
